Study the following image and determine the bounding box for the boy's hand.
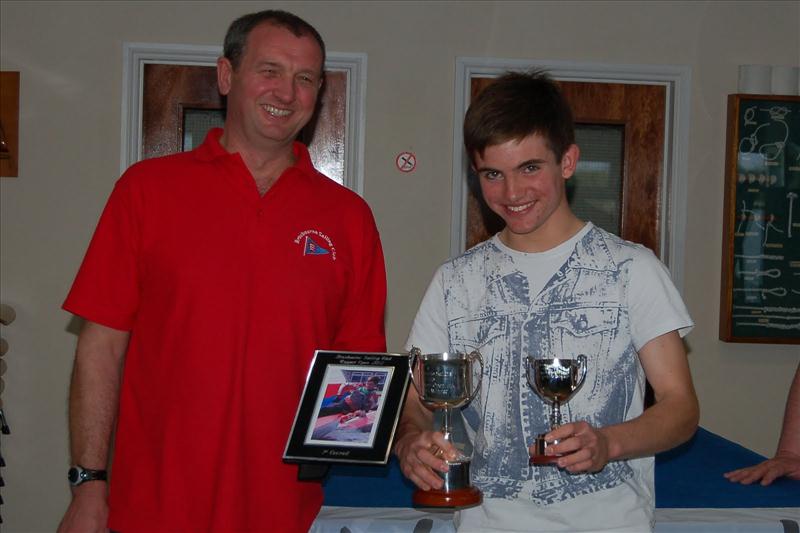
[394,429,457,491]
[540,421,611,473]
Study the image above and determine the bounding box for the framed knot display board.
[719,94,800,344]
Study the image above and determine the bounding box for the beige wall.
[1,0,798,530]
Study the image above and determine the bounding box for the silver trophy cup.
[525,355,588,465]
[408,347,483,508]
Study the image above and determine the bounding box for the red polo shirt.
[64,129,387,532]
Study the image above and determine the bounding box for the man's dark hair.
[223,10,326,71]
[367,376,380,384]
[463,70,575,164]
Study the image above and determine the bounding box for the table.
[313,428,799,532]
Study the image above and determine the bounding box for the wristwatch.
[68,465,107,486]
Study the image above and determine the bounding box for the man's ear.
[217,56,233,96]
[561,144,580,179]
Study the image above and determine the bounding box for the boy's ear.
[561,144,580,179]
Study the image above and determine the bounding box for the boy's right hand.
[394,428,457,491]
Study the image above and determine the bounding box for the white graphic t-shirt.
[407,224,693,533]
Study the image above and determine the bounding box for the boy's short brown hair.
[463,70,575,164]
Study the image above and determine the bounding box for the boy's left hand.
[543,421,610,473]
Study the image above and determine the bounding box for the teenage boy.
[394,70,699,532]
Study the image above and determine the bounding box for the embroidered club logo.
[294,230,336,260]
[303,236,329,256]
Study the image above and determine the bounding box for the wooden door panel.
[142,64,222,160]
[297,71,347,183]
[562,81,666,253]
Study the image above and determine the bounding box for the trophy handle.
[466,350,484,404]
[575,354,588,389]
[408,346,423,398]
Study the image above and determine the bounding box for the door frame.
[121,42,368,195]
[451,58,691,292]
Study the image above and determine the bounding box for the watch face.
[68,465,106,485]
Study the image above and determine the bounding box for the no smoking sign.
[395,151,417,173]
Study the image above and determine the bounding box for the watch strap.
[68,465,108,486]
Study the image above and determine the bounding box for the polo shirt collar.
[194,127,229,161]
[194,127,316,180]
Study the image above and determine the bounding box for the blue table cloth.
[655,427,799,508]
[322,427,800,509]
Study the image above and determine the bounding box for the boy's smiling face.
[475,133,580,252]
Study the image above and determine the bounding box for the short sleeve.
[405,265,449,353]
[331,201,387,352]
[62,175,141,331]
[627,247,694,351]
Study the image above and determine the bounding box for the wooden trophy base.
[413,486,483,508]
[529,453,561,466]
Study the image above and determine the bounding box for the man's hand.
[57,482,109,533]
[724,451,800,486]
[535,420,611,473]
[726,364,800,487]
[394,428,456,491]
[59,321,127,533]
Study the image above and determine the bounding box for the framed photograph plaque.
[283,350,411,465]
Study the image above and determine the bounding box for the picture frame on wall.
[0,71,19,178]
[283,350,411,465]
[719,93,800,344]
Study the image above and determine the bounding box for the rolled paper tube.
[738,65,771,94]
[771,66,799,96]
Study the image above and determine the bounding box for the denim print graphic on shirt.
[443,227,646,506]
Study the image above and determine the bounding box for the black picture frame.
[283,350,411,465]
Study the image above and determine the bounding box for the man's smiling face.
[218,22,323,151]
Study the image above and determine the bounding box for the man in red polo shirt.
[58,10,386,533]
